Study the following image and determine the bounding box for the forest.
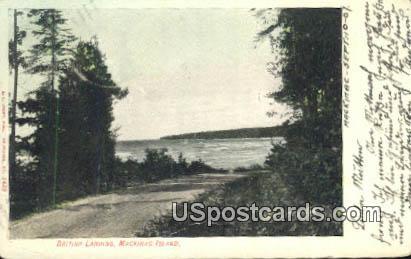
[9,10,128,217]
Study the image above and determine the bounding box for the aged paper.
[0,0,410,258]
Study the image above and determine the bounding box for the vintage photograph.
[8,8,342,238]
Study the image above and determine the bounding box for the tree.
[57,39,127,197]
[13,11,129,215]
[9,9,27,184]
[256,9,342,206]
[19,9,76,207]
[256,8,342,149]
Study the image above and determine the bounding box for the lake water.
[116,138,283,169]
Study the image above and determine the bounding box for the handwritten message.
[352,0,411,247]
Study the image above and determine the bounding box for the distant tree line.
[160,125,289,140]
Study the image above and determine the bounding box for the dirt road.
[10,173,246,239]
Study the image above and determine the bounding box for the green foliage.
[257,9,343,206]
[139,173,342,237]
[12,9,127,212]
[187,159,219,174]
[257,8,342,149]
[265,144,342,206]
[140,148,179,182]
[17,86,59,208]
[13,9,78,209]
[9,10,28,214]
[9,10,28,73]
[113,158,142,187]
[57,39,127,198]
[27,9,76,76]
[112,149,222,188]
[9,163,39,219]
[137,149,222,183]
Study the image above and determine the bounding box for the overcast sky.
[16,9,287,140]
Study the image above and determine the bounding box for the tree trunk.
[51,12,58,206]
[9,9,19,184]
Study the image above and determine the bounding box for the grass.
[136,171,342,237]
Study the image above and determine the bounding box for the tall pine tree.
[58,39,127,198]
[9,10,27,184]
[19,9,76,207]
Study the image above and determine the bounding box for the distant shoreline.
[160,125,287,140]
[117,125,287,143]
[117,136,282,144]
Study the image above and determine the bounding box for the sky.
[15,9,288,140]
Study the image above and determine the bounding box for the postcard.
[0,0,410,258]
